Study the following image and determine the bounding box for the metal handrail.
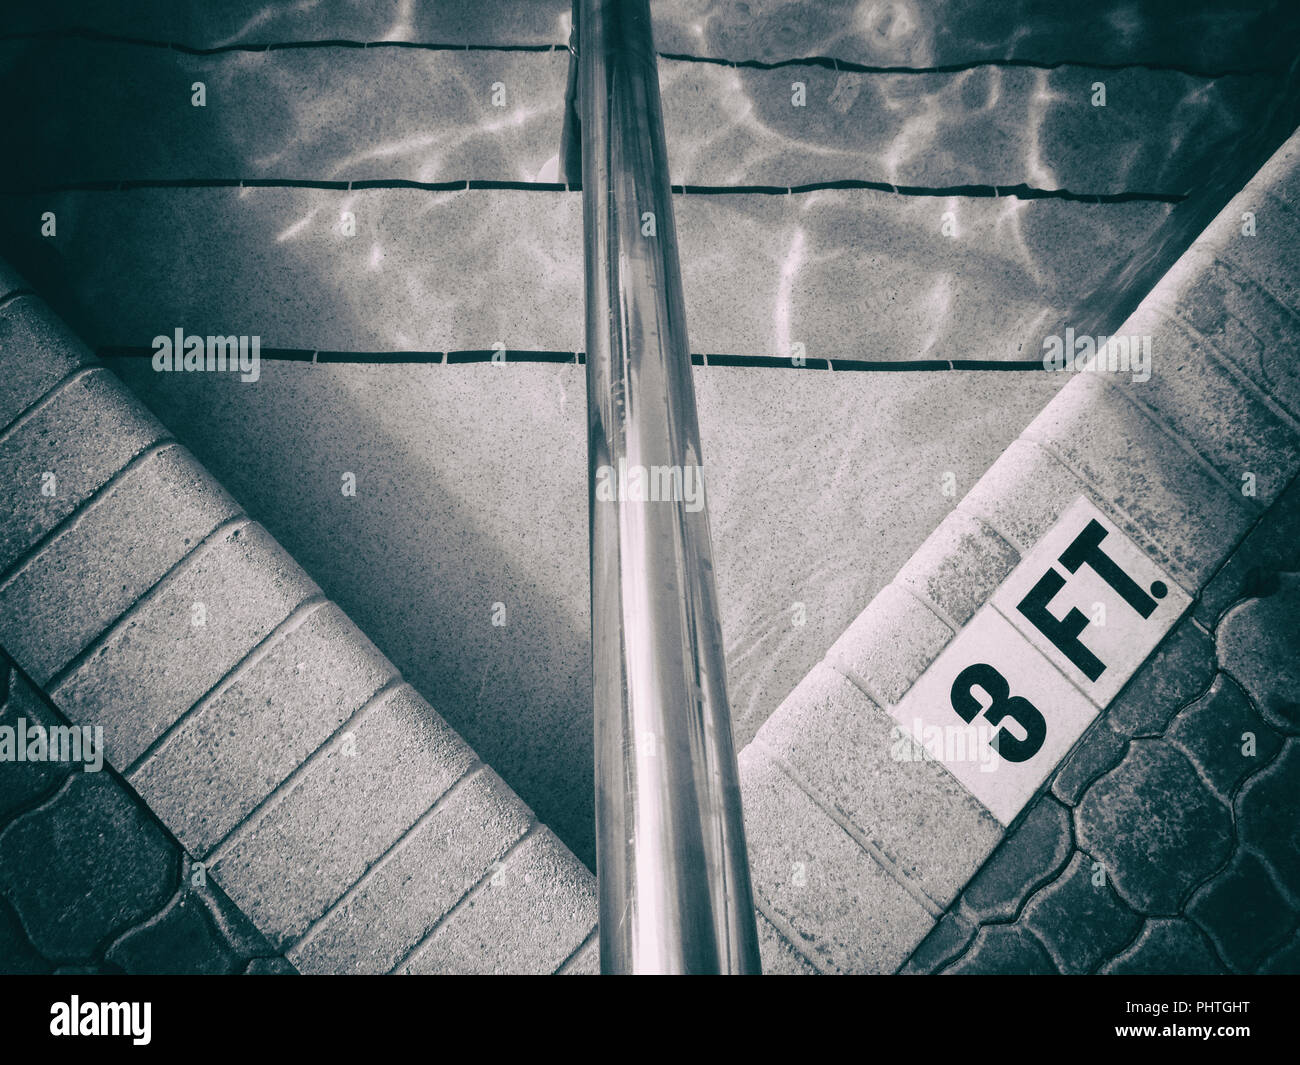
[574,0,762,974]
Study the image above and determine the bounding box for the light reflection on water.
[188,2,1292,759]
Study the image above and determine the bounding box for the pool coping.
[0,270,598,974]
[739,127,1300,973]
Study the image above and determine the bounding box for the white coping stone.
[990,496,1192,708]
[891,495,1191,825]
[890,605,1099,827]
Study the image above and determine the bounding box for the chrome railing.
[571,0,762,974]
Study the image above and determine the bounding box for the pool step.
[0,37,1279,194]
[0,184,1172,362]
[4,0,1292,73]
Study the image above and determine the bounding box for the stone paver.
[1197,476,1300,627]
[1102,918,1226,975]
[105,893,242,975]
[908,473,1300,974]
[0,772,175,960]
[0,444,242,683]
[1075,740,1233,914]
[1020,851,1142,974]
[753,663,1001,908]
[0,367,165,573]
[897,509,1021,628]
[0,295,95,428]
[1260,930,1300,975]
[1187,851,1294,973]
[827,583,952,705]
[1236,743,1300,900]
[398,827,596,975]
[287,767,533,974]
[1166,673,1283,799]
[739,745,935,974]
[1106,617,1215,736]
[128,602,396,857]
[51,522,321,767]
[1216,572,1300,732]
[210,684,476,949]
[0,651,290,974]
[1050,720,1127,805]
[960,795,1071,924]
[941,924,1056,975]
[0,669,74,818]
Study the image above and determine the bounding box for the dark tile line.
[99,346,1056,371]
[0,28,1277,79]
[0,177,1187,203]
[0,28,560,56]
[657,51,1281,80]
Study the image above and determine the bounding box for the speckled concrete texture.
[739,744,936,973]
[103,356,1067,867]
[127,602,397,856]
[0,186,1177,362]
[0,444,242,682]
[6,0,1293,73]
[51,522,322,766]
[657,59,1276,193]
[0,0,572,47]
[650,0,1298,72]
[0,42,569,186]
[0,368,165,571]
[288,766,535,974]
[209,683,479,949]
[752,663,1001,906]
[0,40,1274,193]
[0,188,585,354]
[397,826,596,975]
[0,295,96,426]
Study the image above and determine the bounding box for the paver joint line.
[1097,371,1265,510]
[0,441,183,590]
[0,365,102,446]
[288,758,488,958]
[43,515,257,693]
[120,594,331,779]
[752,898,831,975]
[199,672,406,864]
[754,739,945,919]
[384,822,542,975]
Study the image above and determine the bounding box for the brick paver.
[0,654,290,973]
